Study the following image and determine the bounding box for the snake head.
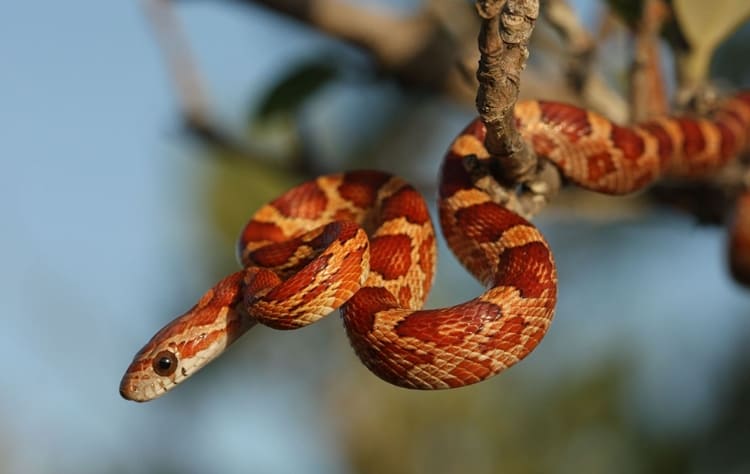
[119,272,255,402]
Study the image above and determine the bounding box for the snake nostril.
[119,380,136,400]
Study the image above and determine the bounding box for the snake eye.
[153,350,178,376]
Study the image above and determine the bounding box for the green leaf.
[253,61,339,122]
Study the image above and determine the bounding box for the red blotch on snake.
[274,181,328,219]
[369,234,413,280]
[338,171,391,208]
[454,202,529,243]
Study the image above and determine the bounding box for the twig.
[253,0,433,69]
[629,0,669,122]
[542,0,592,89]
[474,0,560,217]
[205,0,477,103]
[542,0,628,122]
[142,0,214,130]
[143,0,304,173]
[475,0,536,180]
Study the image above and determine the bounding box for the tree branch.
[208,0,478,103]
[542,0,628,122]
[629,0,669,122]
[143,0,213,129]
[476,0,536,179]
[143,0,308,173]
[474,0,560,217]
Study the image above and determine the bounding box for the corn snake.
[120,92,750,402]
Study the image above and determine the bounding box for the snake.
[120,92,750,402]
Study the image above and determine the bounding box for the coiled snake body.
[120,93,750,402]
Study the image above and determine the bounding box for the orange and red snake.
[120,93,750,402]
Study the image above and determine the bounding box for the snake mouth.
[119,374,144,402]
[119,382,137,402]
[119,377,163,402]
[119,384,137,402]
[119,362,163,403]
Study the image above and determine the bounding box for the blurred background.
[2,0,749,472]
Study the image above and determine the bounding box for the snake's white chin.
[120,376,160,402]
[119,362,173,402]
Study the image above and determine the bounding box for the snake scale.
[120,93,750,402]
